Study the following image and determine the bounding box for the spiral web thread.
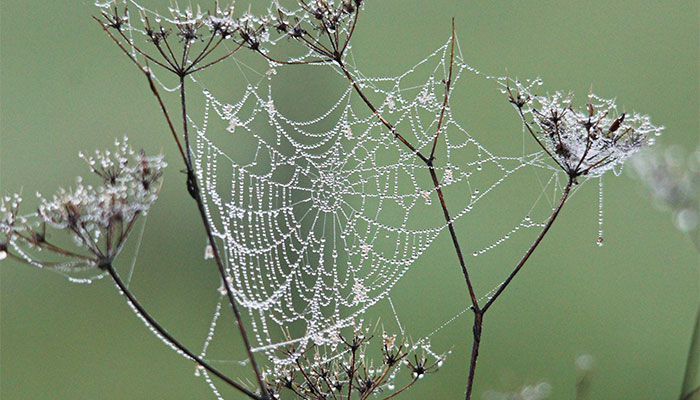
[89,0,598,373]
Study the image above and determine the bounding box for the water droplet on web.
[204,244,214,259]
[597,177,604,247]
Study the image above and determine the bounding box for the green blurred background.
[1,1,698,399]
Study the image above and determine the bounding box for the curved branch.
[102,262,261,400]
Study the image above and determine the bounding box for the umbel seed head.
[505,79,663,178]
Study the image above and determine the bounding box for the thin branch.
[187,41,246,74]
[681,386,700,400]
[346,342,358,400]
[427,166,480,309]
[464,311,483,400]
[14,233,93,261]
[178,79,270,399]
[99,17,270,398]
[463,178,573,400]
[339,4,360,56]
[295,355,322,397]
[94,18,188,162]
[102,262,261,400]
[188,31,219,69]
[381,378,418,400]
[483,177,573,312]
[429,19,456,161]
[680,303,700,400]
[179,77,193,168]
[114,25,178,73]
[337,61,430,164]
[516,106,567,173]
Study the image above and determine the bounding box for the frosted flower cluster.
[40,138,164,231]
[98,1,270,48]
[507,80,663,178]
[263,325,444,400]
[3,138,165,270]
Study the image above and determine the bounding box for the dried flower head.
[265,0,363,63]
[265,326,444,399]
[506,79,663,179]
[96,1,259,77]
[6,138,165,271]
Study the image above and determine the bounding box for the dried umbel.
[3,137,165,271]
[506,79,663,179]
[98,2,269,77]
[264,327,444,400]
[265,0,363,63]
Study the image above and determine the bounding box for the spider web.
[188,47,556,361]
[93,0,590,373]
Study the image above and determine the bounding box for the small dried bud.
[609,112,625,133]
[342,0,355,14]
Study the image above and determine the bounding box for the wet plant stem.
[680,303,700,400]
[96,19,269,398]
[464,177,574,400]
[177,78,270,400]
[101,262,261,400]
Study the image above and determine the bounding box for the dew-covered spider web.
[186,47,569,363]
[90,0,609,373]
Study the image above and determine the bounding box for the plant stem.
[336,48,489,399]
[680,303,700,400]
[178,78,270,400]
[482,178,573,313]
[102,262,261,400]
[464,177,574,400]
[464,311,482,400]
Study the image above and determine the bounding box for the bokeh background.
[1,1,698,399]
